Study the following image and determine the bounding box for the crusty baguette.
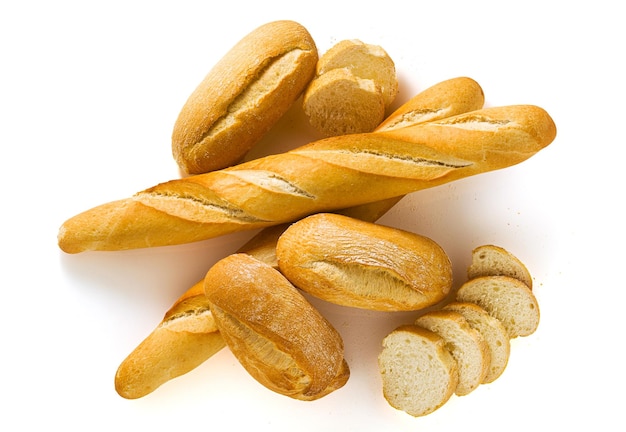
[204,253,349,401]
[456,275,540,338]
[172,20,318,174]
[443,301,510,383]
[276,213,452,311]
[58,104,556,253]
[378,325,459,417]
[415,310,490,396]
[467,244,533,288]
[112,77,487,398]
[114,280,225,399]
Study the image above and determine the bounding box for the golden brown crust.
[58,104,556,253]
[204,253,348,400]
[172,20,318,174]
[276,213,453,311]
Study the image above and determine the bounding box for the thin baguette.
[172,20,318,174]
[58,104,556,253]
[112,77,487,398]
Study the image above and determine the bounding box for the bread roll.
[467,244,533,288]
[58,104,556,253]
[204,253,348,401]
[456,275,540,338]
[378,325,458,417]
[276,213,452,311]
[303,39,398,136]
[415,310,490,396]
[172,20,318,174]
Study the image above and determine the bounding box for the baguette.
[204,253,349,401]
[172,20,318,174]
[58,103,555,253]
[276,213,452,311]
[467,244,533,288]
[112,77,487,398]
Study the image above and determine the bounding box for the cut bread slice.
[302,67,385,137]
[468,244,533,289]
[456,275,540,338]
[378,325,458,417]
[443,302,510,383]
[316,39,398,107]
[415,310,490,396]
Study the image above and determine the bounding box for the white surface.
[2,1,623,430]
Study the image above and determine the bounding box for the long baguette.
[113,77,487,399]
[172,20,318,174]
[59,103,555,254]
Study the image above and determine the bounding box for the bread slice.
[378,325,458,417]
[443,302,510,383]
[415,310,490,396]
[468,244,533,289]
[316,39,398,107]
[456,275,540,338]
[302,68,385,137]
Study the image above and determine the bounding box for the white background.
[2,1,623,430]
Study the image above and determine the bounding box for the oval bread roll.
[204,253,349,401]
[378,325,459,417]
[276,213,453,311]
[172,20,318,174]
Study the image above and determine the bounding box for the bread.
[111,77,487,398]
[468,244,533,288]
[172,20,318,174]
[378,325,458,417]
[456,276,540,338]
[443,301,510,383]
[276,213,452,311]
[114,280,226,399]
[303,39,398,136]
[376,77,484,132]
[58,104,556,253]
[415,310,490,396]
[303,67,386,136]
[204,253,348,401]
[315,39,398,107]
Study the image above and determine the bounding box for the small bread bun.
[204,253,349,401]
[172,20,318,174]
[443,302,510,383]
[302,68,385,136]
[276,213,453,311]
[303,39,398,137]
[378,325,458,417]
[456,275,540,338]
[415,310,490,396]
[468,244,533,288]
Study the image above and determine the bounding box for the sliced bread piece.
[456,275,540,338]
[415,310,490,396]
[468,244,533,289]
[378,325,458,417]
[316,39,398,107]
[302,67,385,137]
[443,302,510,383]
